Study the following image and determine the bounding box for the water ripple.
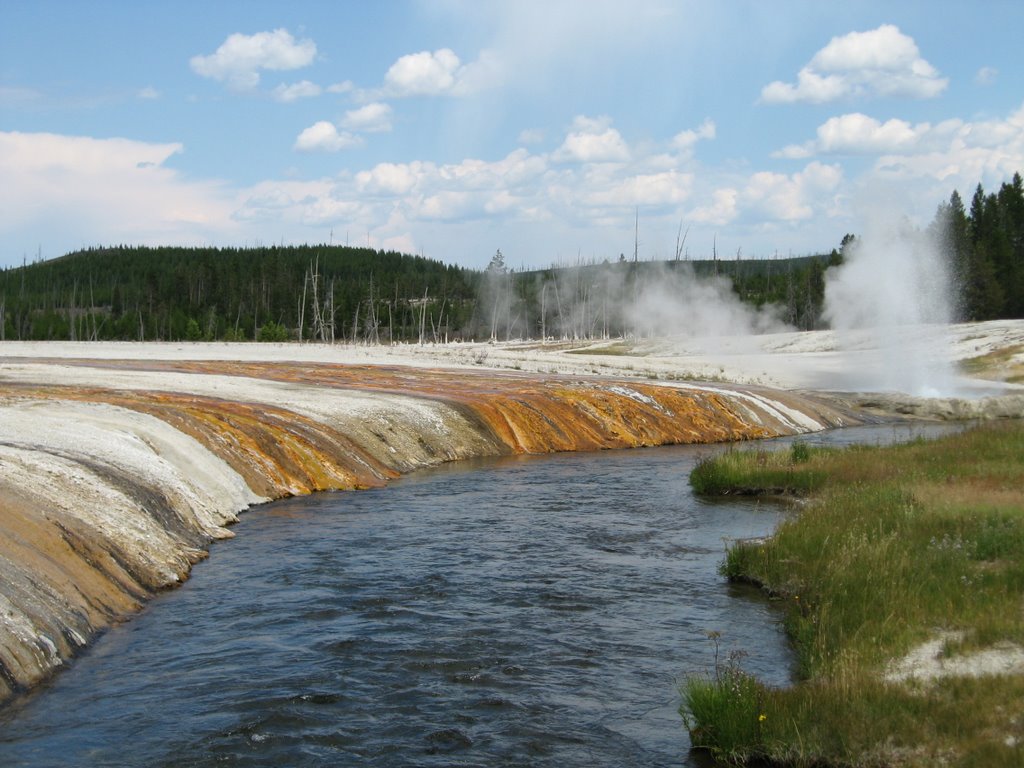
[0,425,958,767]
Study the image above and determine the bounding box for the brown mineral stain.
[0,359,856,706]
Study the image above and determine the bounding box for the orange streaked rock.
[0,359,858,706]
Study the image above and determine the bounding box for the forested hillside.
[0,245,833,342]
[0,245,476,342]
[1,171,1020,343]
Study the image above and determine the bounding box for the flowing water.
[0,424,959,767]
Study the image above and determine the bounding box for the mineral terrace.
[1,321,1022,705]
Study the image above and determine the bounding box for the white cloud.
[872,103,1024,185]
[417,191,475,221]
[341,102,393,133]
[356,161,429,196]
[581,171,693,209]
[293,121,362,152]
[380,48,500,98]
[554,115,630,163]
[775,105,1024,187]
[272,80,322,102]
[440,149,547,189]
[671,119,716,154]
[761,25,947,104]
[0,131,235,249]
[137,86,160,100]
[234,179,365,226]
[776,113,929,158]
[818,114,923,153]
[326,80,354,94]
[355,150,546,201]
[190,29,316,90]
[761,71,847,105]
[689,188,739,226]
[743,162,843,221]
[300,197,364,226]
[450,49,503,95]
[384,48,461,96]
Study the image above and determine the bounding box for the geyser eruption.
[823,205,959,396]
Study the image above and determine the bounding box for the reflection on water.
[0,423,960,767]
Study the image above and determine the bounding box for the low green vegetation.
[683,423,1024,766]
[689,441,824,496]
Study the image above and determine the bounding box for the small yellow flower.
[758,714,767,722]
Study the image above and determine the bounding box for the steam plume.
[823,205,958,396]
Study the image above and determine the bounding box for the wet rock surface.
[0,356,860,704]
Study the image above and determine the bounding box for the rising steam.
[823,205,959,396]
[477,261,791,344]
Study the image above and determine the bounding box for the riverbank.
[683,422,1024,766]
[0,352,858,707]
[1,322,1022,707]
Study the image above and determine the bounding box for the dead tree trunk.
[298,267,308,342]
[419,287,428,345]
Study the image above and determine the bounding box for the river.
[0,424,957,767]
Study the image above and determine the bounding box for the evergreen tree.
[930,190,972,320]
[966,184,1006,320]
[996,173,1024,317]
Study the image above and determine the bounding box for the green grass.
[690,441,826,496]
[682,422,1024,766]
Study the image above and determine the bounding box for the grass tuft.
[683,421,1024,766]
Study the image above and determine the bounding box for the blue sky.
[2,0,1022,270]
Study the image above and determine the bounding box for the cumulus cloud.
[356,161,428,196]
[384,49,460,96]
[327,80,354,94]
[417,191,477,221]
[272,80,322,102]
[379,48,500,97]
[234,179,365,226]
[341,102,393,133]
[776,104,1024,187]
[578,171,692,210]
[355,149,547,202]
[761,24,947,104]
[554,115,630,163]
[671,118,716,153]
[190,29,316,90]
[689,188,739,226]
[743,162,843,221]
[775,113,929,158]
[0,131,235,250]
[27,96,1019,269]
[137,86,160,100]
[872,103,1024,184]
[294,121,362,152]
